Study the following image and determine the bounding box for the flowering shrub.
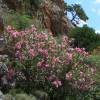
[3,25,97,99]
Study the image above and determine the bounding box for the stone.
[38,0,72,35]
[0,62,8,76]
[0,91,4,100]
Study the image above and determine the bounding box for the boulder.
[0,91,4,100]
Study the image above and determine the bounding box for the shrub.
[3,12,33,30]
[2,25,97,100]
[69,25,100,51]
[4,93,36,100]
[92,46,100,55]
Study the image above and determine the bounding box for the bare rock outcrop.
[0,0,73,35]
[38,0,71,35]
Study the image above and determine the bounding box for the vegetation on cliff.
[0,0,100,100]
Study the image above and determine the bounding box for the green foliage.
[3,11,33,30]
[72,4,88,21]
[3,25,97,100]
[0,1,99,100]
[11,14,32,30]
[65,3,88,25]
[3,89,49,100]
[91,46,100,55]
[4,93,36,100]
[69,25,100,51]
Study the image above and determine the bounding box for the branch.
[71,13,77,22]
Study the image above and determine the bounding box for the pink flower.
[67,48,74,52]
[47,75,56,81]
[6,25,12,32]
[12,31,20,38]
[62,35,68,42]
[79,71,84,77]
[50,49,56,53]
[82,48,85,51]
[75,48,82,53]
[15,51,23,60]
[7,30,20,38]
[28,48,35,57]
[37,61,42,67]
[38,49,48,57]
[66,72,72,80]
[75,48,87,55]
[15,42,22,49]
[58,44,65,49]
[66,53,72,61]
[48,41,54,45]
[31,25,37,32]
[34,33,47,39]
[52,57,60,63]
[7,66,14,80]
[6,26,20,38]
[37,59,45,67]
[45,64,50,68]
[52,80,62,88]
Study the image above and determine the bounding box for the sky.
[65,0,100,33]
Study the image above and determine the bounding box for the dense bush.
[0,25,97,100]
[69,25,100,51]
[3,12,33,30]
[92,46,100,55]
[0,90,36,100]
[4,94,36,100]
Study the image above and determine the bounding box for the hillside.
[0,0,73,35]
[0,0,100,100]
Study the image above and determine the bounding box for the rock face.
[0,0,73,35]
[38,0,71,35]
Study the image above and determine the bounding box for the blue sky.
[65,0,100,33]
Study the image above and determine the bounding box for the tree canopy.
[65,3,88,26]
[69,25,100,51]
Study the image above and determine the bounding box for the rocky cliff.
[0,0,73,35]
[38,0,69,35]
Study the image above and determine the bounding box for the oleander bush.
[0,25,98,100]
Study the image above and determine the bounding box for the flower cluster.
[5,25,96,92]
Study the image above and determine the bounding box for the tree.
[65,3,88,26]
[69,25,100,51]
